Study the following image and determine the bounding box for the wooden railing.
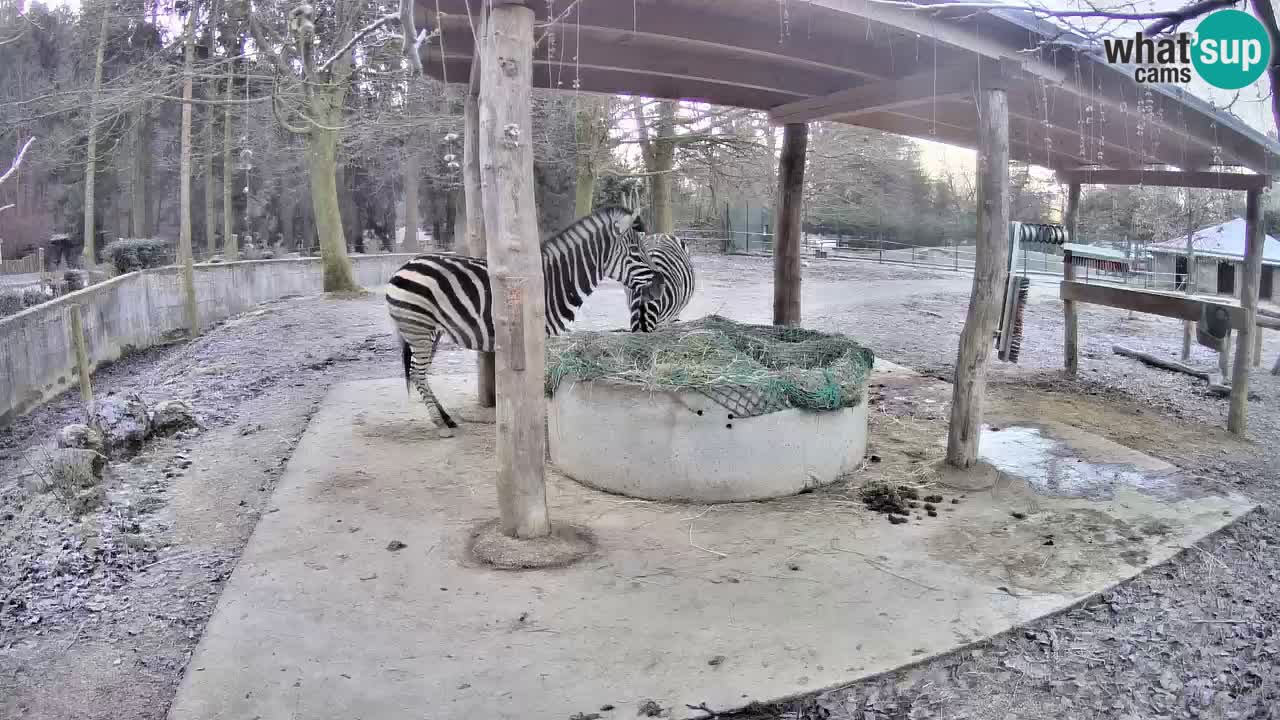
[0,248,44,275]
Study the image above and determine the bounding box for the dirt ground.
[2,254,1278,720]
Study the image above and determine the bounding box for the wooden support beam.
[947,86,1009,469]
[1062,183,1081,375]
[773,123,807,326]
[1060,281,1245,325]
[478,4,550,539]
[464,8,495,409]
[1228,188,1265,435]
[1056,169,1272,192]
[69,304,93,410]
[768,63,982,125]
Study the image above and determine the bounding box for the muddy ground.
[1,254,1278,720]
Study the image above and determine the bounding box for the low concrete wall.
[0,254,415,426]
[548,380,869,502]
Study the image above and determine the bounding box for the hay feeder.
[545,316,874,503]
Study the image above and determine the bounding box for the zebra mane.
[541,206,640,247]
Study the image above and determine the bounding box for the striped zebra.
[385,206,660,437]
[627,233,695,332]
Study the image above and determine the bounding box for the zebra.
[385,206,661,437]
[627,233,695,332]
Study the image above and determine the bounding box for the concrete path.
[167,365,1254,720]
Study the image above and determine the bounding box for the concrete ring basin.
[547,379,869,503]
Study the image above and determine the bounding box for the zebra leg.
[409,332,459,438]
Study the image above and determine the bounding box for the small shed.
[1148,219,1280,300]
[1061,242,1132,277]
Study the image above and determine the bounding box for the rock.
[57,424,105,453]
[90,393,151,458]
[150,399,197,436]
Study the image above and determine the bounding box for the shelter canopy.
[415,0,1279,177]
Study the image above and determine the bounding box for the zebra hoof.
[437,427,456,439]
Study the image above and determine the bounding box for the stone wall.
[0,254,415,426]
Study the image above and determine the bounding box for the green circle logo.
[1192,10,1272,90]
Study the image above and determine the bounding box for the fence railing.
[0,248,44,275]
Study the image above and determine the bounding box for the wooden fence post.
[465,7,496,409]
[478,2,550,539]
[773,122,807,326]
[1228,188,1264,434]
[946,85,1010,468]
[1062,182,1080,374]
[69,304,93,409]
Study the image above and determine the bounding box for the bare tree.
[82,3,111,267]
[246,0,412,292]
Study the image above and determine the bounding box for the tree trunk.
[946,87,1010,468]
[178,2,198,335]
[650,101,677,232]
[82,7,110,267]
[130,107,151,237]
[479,4,550,539]
[222,75,236,259]
[631,98,677,232]
[573,96,607,216]
[402,149,420,253]
[307,120,358,292]
[443,189,457,249]
[464,30,496,408]
[280,193,295,251]
[204,94,218,258]
[773,123,807,326]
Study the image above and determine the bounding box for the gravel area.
[2,255,1277,720]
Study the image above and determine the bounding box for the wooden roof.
[415,0,1279,177]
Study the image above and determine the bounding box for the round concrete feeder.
[547,380,869,503]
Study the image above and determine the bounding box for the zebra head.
[600,206,664,299]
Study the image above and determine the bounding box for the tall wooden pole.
[1062,182,1080,374]
[178,0,199,336]
[773,122,807,326]
[946,87,1010,468]
[479,3,550,539]
[466,7,496,408]
[1228,188,1264,435]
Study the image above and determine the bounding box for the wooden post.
[1062,182,1080,374]
[465,8,496,409]
[946,87,1010,468]
[478,3,550,539]
[772,122,807,326]
[1253,328,1262,368]
[1228,188,1264,435]
[69,304,92,408]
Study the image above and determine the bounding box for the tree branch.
[1251,0,1280,133]
[1145,0,1241,34]
[0,137,35,187]
[400,0,427,75]
[272,91,312,135]
[318,13,400,73]
[244,7,296,77]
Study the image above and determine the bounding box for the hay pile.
[545,315,875,418]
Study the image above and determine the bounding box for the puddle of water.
[978,425,1177,500]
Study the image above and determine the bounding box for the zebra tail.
[401,337,413,396]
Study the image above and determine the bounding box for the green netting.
[545,315,876,418]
